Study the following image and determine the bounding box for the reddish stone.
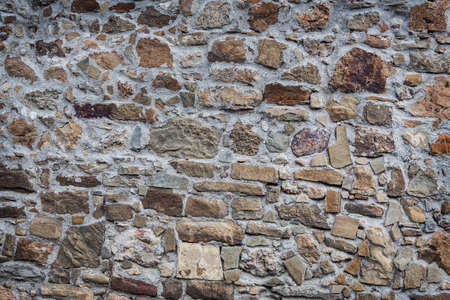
[74,103,116,118]
[248,2,279,32]
[264,83,310,106]
[35,40,65,57]
[431,133,450,155]
[71,0,100,13]
[109,2,135,13]
[111,276,157,296]
[142,187,184,216]
[410,1,450,32]
[136,38,173,68]
[353,127,395,157]
[296,3,330,31]
[418,231,450,274]
[291,127,330,157]
[15,238,53,264]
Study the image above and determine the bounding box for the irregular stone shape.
[360,259,392,286]
[90,52,123,70]
[152,72,181,91]
[418,231,450,274]
[24,89,60,110]
[221,247,242,270]
[410,1,449,32]
[35,39,65,57]
[106,204,133,221]
[109,2,135,12]
[329,47,386,93]
[281,63,321,84]
[265,107,310,121]
[2,234,16,257]
[367,227,390,247]
[409,294,450,300]
[324,237,357,254]
[0,286,15,300]
[285,256,307,285]
[345,255,361,275]
[178,32,207,45]
[56,175,100,188]
[41,284,93,300]
[272,284,341,299]
[295,234,320,264]
[294,169,343,186]
[402,130,429,149]
[0,165,34,193]
[328,127,352,169]
[176,219,244,245]
[53,222,105,268]
[0,261,44,282]
[55,120,82,151]
[352,165,376,196]
[332,216,359,240]
[385,202,402,226]
[347,12,380,31]
[74,103,116,118]
[353,127,395,157]
[394,247,414,271]
[409,77,450,119]
[325,97,359,122]
[102,15,135,33]
[142,187,184,217]
[44,66,67,82]
[208,37,246,63]
[186,280,233,300]
[177,242,223,280]
[15,238,53,264]
[266,131,289,153]
[232,198,263,220]
[231,163,277,184]
[408,52,450,74]
[277,204,330,229]
[229,121,262,156]
[0,206,25,218]
[194,181,265,196]
[364,102,392,126]
[137,6,175,27]
[211,67,259,85]
[111,276,157,296]
[198,86,263,110]
[149,117,220,158]
[30,216,62,239]
[162,279,182,300]
[264,83,310,105]
[364,34,391,49]
[109,104,144,121]
[41,190,89,214]
[196,1,232,29]
[405,263,425,289]
[407,168,437,198]
[240,248,282,277]
[325,190,341,213]
[296,3,330,31]
[185,196,228,218]
[303,35,335,57]
[170,160,215,178]
[291,127,329,157]
[387,167,406,198]
[431,133,450,155]
[345,203,383,218]
[148,172,188,190]
[71,0,100,12]
[248,2,279,32]
[255,39,286,69]
[246,221,289,238]
[427,263,443,283]
[136,38,173,68]
[8,118,38,149]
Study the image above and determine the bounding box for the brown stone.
[30,216,62,239]
[409,294,450,300]
[248,2,279,32]
[328,126,352,169]
[345,203,383,218]
[0,206,25,218]
[387,166,405,197]
[185,196,228,218]
[231,163,277,183]
[142,187,184,217]
[2,234,15,257]
[265,107,310,121]
[294,169,343,186]
[71,0,100,13]
[106,204,133,221]
[325,98,359,122]
[345,256,361,276]
[0,165,34,193]
[325,190,341,213]
[418,231,450,274]
[281,63,321,85]
[8,118,38,149]
[410,1,449,32]
[295,234,320,264]
[15,238,53,264]
[401,198,425,223]
[56,175,100,187]
[55,120,82,151]
[332,216,359,240]
[90,52,123,70]
[291,127,329,157]
[170,160,215,178]
[102,15,135,33]
[180,0,192,16]
[246,221,290,238]
[41,190,89,214]
[111,104,145,121]
[404,73,422,87]
[111,276,157,296]
[363,102,392,126]
[152,72,181,91]
[208,37,246,63]
[232,198,263,220]
[264,83,310,106]
[211,67,259,86]
[0,286,15,300]
[329,47,386,93]
[303,36,335,57]
[229,121,262,156]
[364,34,391,49]
[352,165,376,196]
[277,204,330,229]
[255,39,286,69]
[44,66,67,82]
[284,256,307,285]
[194,181,265,196]
[177,243,223,280]
[431,133,450,155]
[176,219,244,245]
[41,284,93,299]
[353,127,395,157]
[109,2,135,12]
[296,3,330,31]
[178,32,207,45]
[136,38,173,68]
[137,6,175,27]
[198,86,263,110]
[186,280,233,300]
[404,263,425,289]
[74,103,116,118]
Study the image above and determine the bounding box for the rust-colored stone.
[409,77,450,119]
[431,133,450,155]
[136,38,173,68]
[248,2,279,32]
[410,1,450,32]
[264,83,310,106]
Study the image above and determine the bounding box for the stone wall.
[0,0,449,299]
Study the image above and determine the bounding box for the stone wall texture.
[0,0,449,299]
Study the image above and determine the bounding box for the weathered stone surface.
[232,198,263,220]
[295,234,320,264]
[149,117,220,158]
[15,238,53,264]
[285,255,307,285]
[0,165,34,193]
[325,190,341,213]
[353,127,395,157]
[328,126,352,168]
[30,216,62,239]
[360,259,392,286]
[345,203,383,218]
[248,2,279,32]
[231,163,277,183]
[142,187,183,217]
[325,237,357,254]
[53,222,105,268]
[407,168,437,198]
[0,286,15,300]
[431,133,450,155]
[111,276,157,296]
[291,127,329,157]
[194,181,265,195]
[5,57,37,82]
[198,86,263,110]
[277,204,330,229]
[345,256,361,276]
[229,121,262,156]
[162,279,182,300]
[41,190,89,214]
[405,263,425,289]
[71,0,99,12]
[332,216,359,240]
[170,160,215,178]
[55,120,82,151]
[186,280,233,300]
[394,247,414,271]
[186,196,227,218]
[294,169,343,186]
[8,118,38,149]
[41,284,94,300]
[240,248,282,277]
[196,1,232,29]
[137,6,175,27]
[255,39,286,69]
[221,247,241,270]
[410,1,449,32]
[0,261,44,281]
[90,52,123,70]
[177,242,223,280]
[409,77,450,119]
[35,40,64,57]
[264,83,310,105]
[246,221,289,238]
[211,67,259,85]
[106,204,133,221]
[282,63,321,84]
[24,89,60,110]
[136,38,173,68]
[265,107,310,121]
[364,102,392,126]
[176,219,244,245]
[402,129,429,149]
[352,165,376,196]
[347,12,380,31]
[325,97,359,122]
[0,205,25,218]
[401,198,425,223]
[208,37,246,63]
[418,231,450,274]
[152,72,181,91]
[408,52,450,74]
[330,48,386,93]
[102,15,135,33]
[44,66,67,82]
[296,3,330,31]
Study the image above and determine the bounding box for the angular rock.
[232,198,263,220]
[102,15,135,33]
[196,1,232,29]
[328,126,352,169]
[15,238,53,264]
[35,40,65,57]
[265,107,309,121]
[0,287,15,300]
[410,1,449,32]
[55,120,82,151]
[137,6,175,27]
[194,181,265,196]
[248,2,279,32]
[148,172,188,190]
[332,216,359,240]
[74,103,116,118]
[366,226,390,247]
[294,169,343,186]
[186,280,233,300]
[347,12,380,31]
[394,247,414,271]
[364,102,392,126]
[44,66,67,82]
[329,47,386,93]
[345,203,383,218]
[111,276,157,296]
[24,89,60,110]
[30,216,62,239]
[277,204,330,229]
[295,234,320,264]
[404,263,425,289]
[8,118,38,149]
[136,38,173,68]
[170,160,215,178]
[229,121,262,156]
[5,57,37,82]
[353,127,395,157]
[208,37,246,63]
[41,190,89,214]
[418,231,450,274]
[176,219,244,245]
[296,3,330,31]
[142,187,184,217]
[152,72,181,91]
[303,36,335,57]
[177,242,223,280]
[221,246,242,270]
[402,130,429,149]
[266,131,289,153]
[352,165,376,196]
[324,237,357,254]
[325,190,341,213]
[255,39,286,69]
[41,284,93,300]
[178,32,207,45]
[326,98,359,122]
[285,256,307,285]
[211,67,259,85]
[291,127,329,157]
[408,52,449,74]
[0,206,25,218]
[198,86,263,110]
[407,168,437,198]
[281,63,321,84]
[360,259,392,286]
[345,256,361,275]
[231,163,277,184]
[431,133,450,155]
[56,175,100,188]
[409,77,450,119]
[90,52,123,70]
[385,202,402,226]
[106,204,133,221]
[162,279,182,300]
[0,261,44,282]
[246,221,289,238]
[71,0,99,12]
[264,83,310,105]
[185,196,227,218]
[401,198,425,223]
[148,117,220,158]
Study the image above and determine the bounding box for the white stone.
[177,242,223,280]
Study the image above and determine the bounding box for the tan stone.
[15,238,53,264]
[208,37,246,63]
[410,1,449,32]
[332,216,359,240]
[352,165,375,196]
[284,256,306,285]
[185,196,228,218]
[176,219,244,245]
[198,86,263,110]
[345,256,361,276]
[41,284,93,300]
[294,169,343,186]
[255,39,286,69]
[194,181,265,196]
[232,197,263,220]
[177,242,223,280]
[325,189,341,213]
[246,221,290,238]
[295,234,320,265]
[30,216,62,240]
[231,163,277,184]
[265,107,309,121]
[136,38,173,68]
[404,74,422,87]
[8,118,38,149]
[404,263,425,289]
[55,120,82,151]
[91,52,123,70]
[401,198,425,223]
[44,66,67,82]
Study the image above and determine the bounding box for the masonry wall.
[0,0,449,299]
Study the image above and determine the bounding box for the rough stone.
[291,127,329,157]
[186,280,233,300]
[401,198,425,223]
[176,219,244,245]
[41,284,94,300]
[246,221,289,238]
[294,169,343,186]
[404,263,425,289]
[255,39,286,69]
[332,216,359,240]
[277,204,330,229]
[231,163,277,183]
[5,57,37,82]
[137,6,175,27]
[282,63,321,85]
[71,0,99,13]
[431,133,450,155]
[102,15,135,33]
[418,231,450,274]
[296,3,330,31]
[410,1,449,32]
[325,190,341,213]
[385,202,402,226]
[409,77,450,119]
[185,196,227,218]
[295,234,320,264]
[15,238,53,264]
[142,187,184,217]
[8,118,38,149]
[408,52,449,74]
[264,83,310,105]
[208,37,246,63]
[265,107,310,121]
[240,248,282,277]
[232,198,263,220]
[407,168,437,198]
[90,52,123,70]
[229,121,262,156]
[41,190,89,214]
[177,242,223,280]
[353,127,395,157]
[196,1,232,29]
[162,279,182,300]
[394,247,414,271]
[194,181,265,195]
[136,38,173,68]
[345,203,383,218]
[30,216,62,239]
[55,120,82,151]
[0,261,44,282]
[364,102,392,126]
[347,12,380,31]
[111,276,157,296]
[198,86,263,110]
[106,204,133,221]
[248,2,279,32]
[285,256,307,285]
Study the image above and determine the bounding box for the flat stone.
[148,172,188,190]
[137,6,175,27]
[149,117,220,158]
[196,1,232,29]
[71,0,99,12]
[328,137,352,169]
[409,77,450,119]
[284,256,307,285]
[44,66,67,82]
[353,127,395,157]
[0,206,25,218]
[194,180,264,196]
[82,273,110,285]
[367,226,390,247]
[410,1,449,32]
[211,67,259,85]
[30,216,62,239]
[427,263,443,283]
[208,37,246,63]
[221,246,242,270]
[394,247,414,271]
[266,131,289,153]
[265,107,309,121]
[24,89,60,110]
[41,190,89,214]
[370,156,385,174]
[407,168,437,198]
[325,97,359,122]
[264,83,310,105]
[404,263,425,289]
[55,120,82,151]
[401,198,425,223]
[291,127,329,157]
[325,237,357,254]
[282,63,321,85]
[296,2,330,31]
[102,15,135,33]
[56,175,100,187]
[295,234,320,264]
[142,187,184,217]
[5,56,37,82]
[0,165,34,193]
[418,231,450,274]
[176,219,244,245]
[0,261,44,282]
[345,255,361,275]
[246,221,290,238]
[232,198,263,220]
[277,204,330,229]
[111,276,157,296]
[41,284,93,300]
[185,196,227,218]
[136,38,173,68]
[198,86,263,110]
[106,204,133,221]
[385,202,402,226]
[408,52,449,74]
[294,169,343,186]
[325,190,341,213]
[8,118,38,149]
[162,279,182,300]
[0,287,15,300]
[255,39,286,69]
[347,12,380,31]
[177,242,223,280]
[231,163,277,183]
[178,32,207,45]
[360,259,392,286]
[332,216,359,240]
[352,165,376,196]
[15,238,53,264]
[186,280,233,300]
[345,203,383,217]
[364,102,392,126]
[248,1,279,32]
